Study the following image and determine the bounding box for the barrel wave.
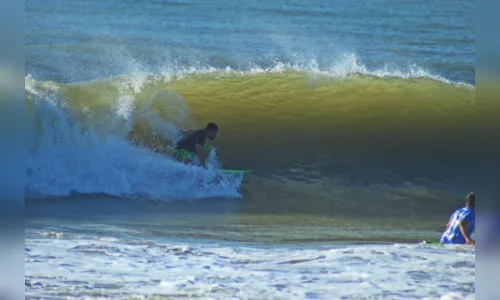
[25,65,485,218]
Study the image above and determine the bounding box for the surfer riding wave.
[172,122,219,169]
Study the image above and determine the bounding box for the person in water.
[440,192,475,245]
[172,122,218,169]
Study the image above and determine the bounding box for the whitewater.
[26,229,475,299]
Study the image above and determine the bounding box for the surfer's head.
[205,122,219,140]
[465,192,475,209]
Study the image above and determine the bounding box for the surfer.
[172,122,219,169]
[440,192,475,245]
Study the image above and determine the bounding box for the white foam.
[153,52,474,88]
[25,233,475,299]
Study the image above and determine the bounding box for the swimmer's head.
[465,192,475,209]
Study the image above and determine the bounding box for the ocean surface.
[25,0,477,299]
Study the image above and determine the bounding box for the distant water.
[25,0,476,298]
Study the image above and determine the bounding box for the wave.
[25,58,482,201]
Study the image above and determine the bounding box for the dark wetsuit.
[173,129,209,162]
[175,129,206,152]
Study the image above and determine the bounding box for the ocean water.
[25,0,479,299]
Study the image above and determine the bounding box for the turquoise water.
[25,0,476,298]
[26,0,474,84]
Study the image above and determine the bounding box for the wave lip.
[154,52,474,87]
[242,54,473,87]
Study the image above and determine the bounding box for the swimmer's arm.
[459,219,474,244]
[196,144,207,168]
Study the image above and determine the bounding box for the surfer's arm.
[195,144,207,168]
[458,219,474,245]
[194,131,208,168]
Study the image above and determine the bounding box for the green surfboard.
[421,241,442,245]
